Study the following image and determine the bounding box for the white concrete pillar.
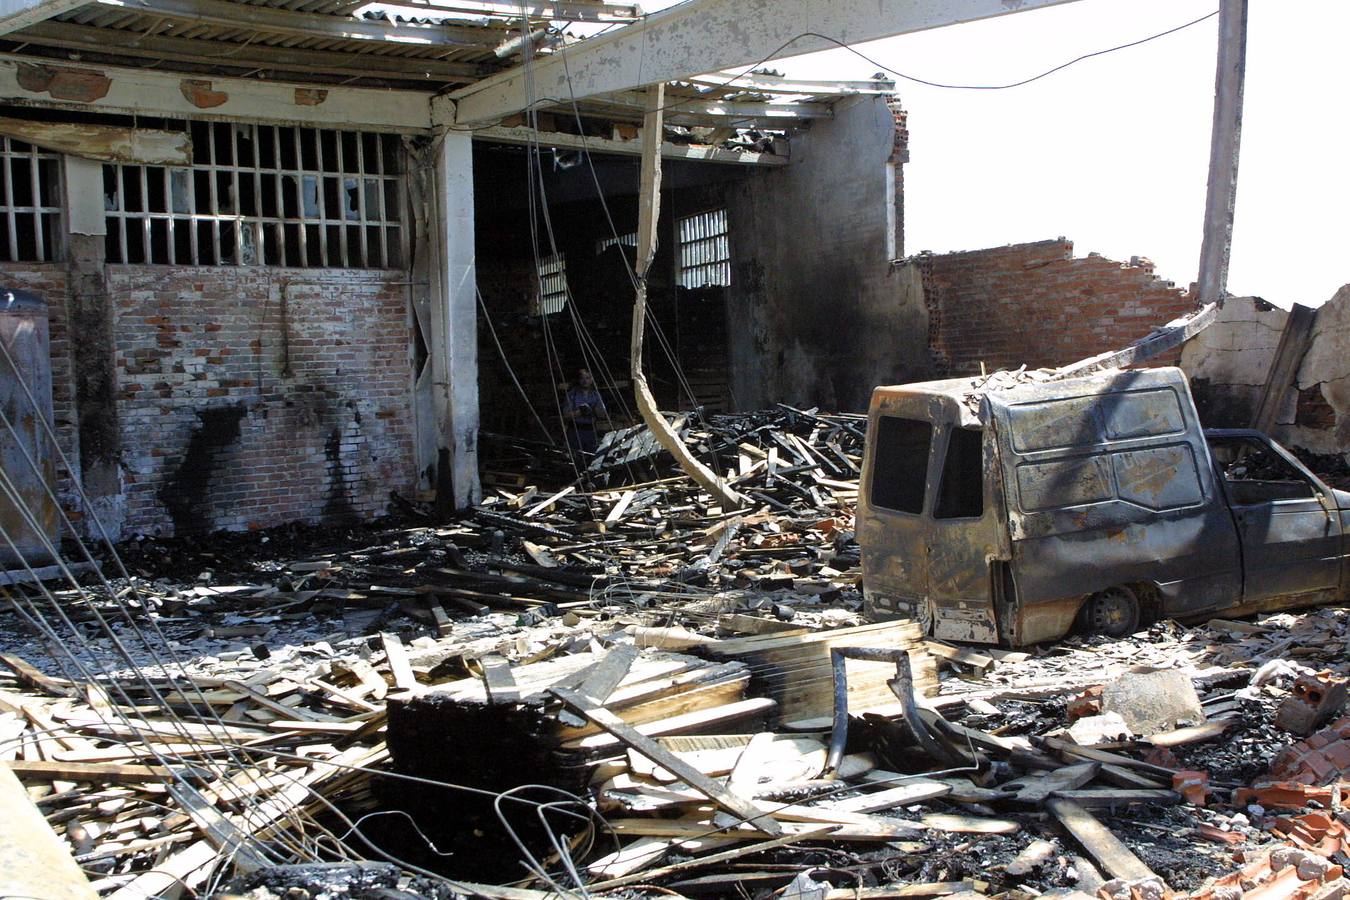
[432,129,480,508]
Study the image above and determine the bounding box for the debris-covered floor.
[4,408,1350,900]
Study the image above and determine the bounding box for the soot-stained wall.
[724,96,921,412]
[109,267,415,535]
[2,264,81,523]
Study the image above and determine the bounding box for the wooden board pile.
[6,403,1350,898]
[0,645,399,897]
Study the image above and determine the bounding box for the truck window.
[935,427,984,519]
[871,416,931,514]
[1209,436,1316,504]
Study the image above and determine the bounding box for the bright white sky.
[630,0,1348,308]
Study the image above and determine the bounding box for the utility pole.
[1196,0,1249,309]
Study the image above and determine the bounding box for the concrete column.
[431,129,480,508]
[61,155,123,538]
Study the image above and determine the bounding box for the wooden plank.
[606,817,914,842]
[309,680,383,712]
[520,540,559,567]
[223,679,329,722]
[824,780,952,814]
[923,641,994,674]
[344,658,389,701]
[107,837,217,900]
[168,784,269,873]
[551,686,782,835]
[719,613,807,636]
[1147,718,1235,748]
[920,813,1019,835]
[559,697,777,751]
[0,654,72,697]
[1015,762,1100,804]
[4,759,176,783]
[480,654,518,705]
[1052,789,1180,808]
[429,601,454,637]
[0,760,99,900]
[1253,303,1318,432]
[524,486,575,518]
[726,732,780,798]
[1046,797,1158,882]
[586,827,838,890]
[605,490,637,524]
[381,632,417,693]
[576,645,638,705]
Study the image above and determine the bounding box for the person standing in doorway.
[563,368,609,459]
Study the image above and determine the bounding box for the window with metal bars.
[676,208,729,288]
[0,137,63,262]
[596,232,637,255]
[535,252,568,316]
[103,122,403,268]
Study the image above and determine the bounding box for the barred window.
[0,137,62,262]
[104,122,403,268]
[676,208,729,288]
[535,252,567,316]
[596,231,637,255]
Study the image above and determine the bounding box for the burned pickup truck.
[857,366,1350,646]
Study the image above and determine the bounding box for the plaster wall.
[1178,296,1288,428]
[724,96,923,412]
[1179,286,1350,460]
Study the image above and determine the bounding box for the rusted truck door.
[858,412,933,624]
[1208,432,1343,605]
[924,423,1002,643]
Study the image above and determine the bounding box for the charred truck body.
[858,367,1350,646]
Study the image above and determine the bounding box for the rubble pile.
[3,409,1350,899]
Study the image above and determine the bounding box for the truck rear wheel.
[1081,585,1141,638]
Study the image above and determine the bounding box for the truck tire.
[1081,585,1141,638]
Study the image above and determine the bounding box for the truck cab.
[857,367,1350,646]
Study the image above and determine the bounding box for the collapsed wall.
[1180,285,1350,461]
[908,239,1195,377]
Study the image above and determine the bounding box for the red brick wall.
[109,267,416,535]
[2,264,81,522]
[916,239,1194,375]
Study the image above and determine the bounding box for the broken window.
[1209,436,1317,504]
[0,137,62,262]
[535,252,568,316]
[104,123,403,268]
[676,208,729,288]
[596,232,637,255]
[870,416,931,514]
[935,427,984,519]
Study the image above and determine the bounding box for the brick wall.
[915,239,1194,376]
[109,267,416,535]
[2,264,81,521]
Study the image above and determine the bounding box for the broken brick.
[1174,769,1210,806]
[1277,673,1349,737]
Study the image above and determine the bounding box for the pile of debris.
[4,408,1350,899]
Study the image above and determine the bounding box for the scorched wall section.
[724,96,924,412]
[111,267,415,534]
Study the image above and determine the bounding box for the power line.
[482,7,1220,127]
